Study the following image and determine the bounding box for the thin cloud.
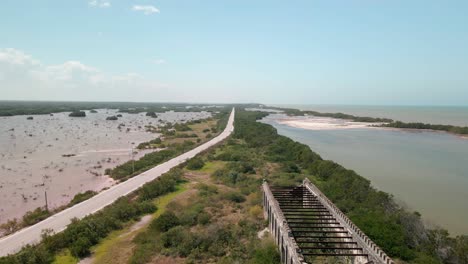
[0,48,169,101]
[152,59,166,65]
[132,5,159,15]
[89,0,111,8]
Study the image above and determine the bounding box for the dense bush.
[173,123,192,131]
[225,191,246,203]
[146,111,157,118]
[137,169,182,201]
[68,111,86,117]
[186,157,205,170]
[109,149,176,180]
[22,207,50,226]
[252,239,281,264]
[152,212,180,232]
[137,137,162,149]
[175,133,198,138]
[68,191,97,206]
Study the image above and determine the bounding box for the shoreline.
[275,114,468,139]
[263,113,468,235]
[276,117,384,130]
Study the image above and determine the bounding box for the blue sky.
[1,0,467,105]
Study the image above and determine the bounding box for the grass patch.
[151,183,189,218]
[199,161,226,174]
[90,183,189,264]
[89,224,134,264]
[52,249,78,264]
[163,119,217,146]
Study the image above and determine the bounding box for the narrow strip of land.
[0,108,235,257]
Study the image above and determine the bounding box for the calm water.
[275,105,468,126]
[262,114,468,235]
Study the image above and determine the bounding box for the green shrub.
[68,191,97,206]
[196,183,219,197]
[187,157,205,170]
[146,112,157,117]
[225,191,246,203]
[138,169,181,201]
[174,123,192,131]
[152,212,180,232]
[197,212,211,225]
[22,207,50,226]
[252,239,281,264]
[70,237,92,257]
[69,111,86,117]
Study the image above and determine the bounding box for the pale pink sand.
[277,116,384,130]
[0,109,211,225]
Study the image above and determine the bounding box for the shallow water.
[275,104,468,126]
[262,114,468,235]
[0,110,210,224]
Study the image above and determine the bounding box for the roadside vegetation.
[0,191,97,236]
[0,170,182,264]
[0,108,229,237]
[108,111,229,181]
[3,107,466,264]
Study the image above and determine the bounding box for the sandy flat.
[0,109,211,225]
[276,116,383,130]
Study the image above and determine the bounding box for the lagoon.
[262,114,468,235]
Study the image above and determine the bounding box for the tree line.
[273,106,468,136]
[381,121,468,135]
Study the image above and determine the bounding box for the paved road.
[0,108,235,256]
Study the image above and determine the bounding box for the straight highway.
[0,108,235,256]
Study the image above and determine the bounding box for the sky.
[1,0,468,105]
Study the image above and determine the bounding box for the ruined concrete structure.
[262,178,394,264]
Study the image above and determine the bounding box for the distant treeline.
[0,101,257,116]
[271,106,468,136]
[381,121,468,135]
[272,107,394,123]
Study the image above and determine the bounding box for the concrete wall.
[262,181,307,264]
[303,178,394,264]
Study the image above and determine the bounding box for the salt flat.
[0,109,210,226]
[276,115,384,130]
